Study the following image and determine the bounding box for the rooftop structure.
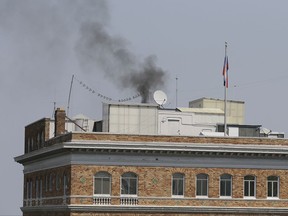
[15,99,288,216]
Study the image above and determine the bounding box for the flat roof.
[177,107,224,114]
[190,97,245,104]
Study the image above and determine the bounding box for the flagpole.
[224,42,228,136]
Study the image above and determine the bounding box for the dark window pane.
[267,182,272,197]
[178,179,184,195]
[220,181,225,196]
[121,178,129,194]
[268,176,278,181]
[94,178,101,194]
[250,181,255,196]
[273,182,278,197]
[203,180,207,195]
[196,180,201,195]
[226,181,231,196]
[130,178,137,194]
[102,178,110,194]
[244,181,249,196]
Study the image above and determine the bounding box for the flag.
[222,55,229,88]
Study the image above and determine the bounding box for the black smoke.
[76,21,167,103]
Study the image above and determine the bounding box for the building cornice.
[15,139,288,165]
[15,140,288,165]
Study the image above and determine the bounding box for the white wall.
[158,110,222,136]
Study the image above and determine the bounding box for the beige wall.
[189,98,245,124]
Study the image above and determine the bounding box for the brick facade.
[18,121,288,215]
[23,164,288,215]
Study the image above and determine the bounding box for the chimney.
[54,108,66,137]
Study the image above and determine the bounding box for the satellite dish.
[153,90,167,106]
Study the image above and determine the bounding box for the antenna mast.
[67,74,74,117]
[224,42,228,136]
[176,77,178,107]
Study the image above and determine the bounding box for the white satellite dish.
[153,90,167,106]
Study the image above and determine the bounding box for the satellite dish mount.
[153,90,167,107]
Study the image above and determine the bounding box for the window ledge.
[120,194,138,197]
[219,196,232,199]
[93,194,111,197]
[172,195,185,199]
[243,196,256,199]
[196,196,208,199]
[267,197,279,200]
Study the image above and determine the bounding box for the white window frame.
[94,172,111,196]
[196,174,208,198]
[120,172,138,197]
[244,175,256,199]
[267,176,279,199]
[171,173,185,198]
[219,174,232,198]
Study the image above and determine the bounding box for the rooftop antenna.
[176,76,178,107]
[67,74,74,117]
[52,101,56,118]
[153,90,167,108]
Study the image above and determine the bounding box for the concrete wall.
[102,103,158,134]
[189,98,245,124]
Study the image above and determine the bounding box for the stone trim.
[15,140,288,165]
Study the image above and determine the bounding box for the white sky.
[1,0,288,214]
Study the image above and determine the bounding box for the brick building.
[15,104,288,215]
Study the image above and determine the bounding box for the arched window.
[63,173,69,196]
[49,173,53,192]
[267,176,279,198]
[220,174,232,197]
[121,172,137,195]
[35,178,39,198]
[27,138,30,153]
[26,179,30,200]
[244,175,256,198]
[39,178,43,199]
[196,173,208,197]
[94,172,111,195]
[172,173,184,196]
[56,173,61,191]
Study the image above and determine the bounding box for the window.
[56,174,61,191]
[121,172,138,195]
[45,175,48,192]
[172,173,184,197]
[26,179,30,200]
[49,173,53,191]
[196,174,208,197]
[35,179,39,198]
[267,176,279,198]
[244,175,256,198]
[39,179,43,198]
[29,179,33,199]
[220,174,232,197]
[94,172,111,195]
[63,173,69,196]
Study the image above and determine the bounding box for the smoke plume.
[76,21,167,103]
[0,0,166,103]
